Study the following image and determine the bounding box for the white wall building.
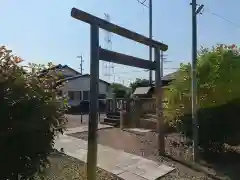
[59,74,111,106]
[45,64,111,107]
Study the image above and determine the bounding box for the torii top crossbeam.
[71,8,168,51]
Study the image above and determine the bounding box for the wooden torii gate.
[70,7,168,180]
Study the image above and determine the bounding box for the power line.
[202,6,240,28]
[135,1,240,29]
[135,0,173,79]
[195,0,238,27]
[136,0,148,8]
[135,0,153,85]
[209,12,240,28]
[113,69,150,85]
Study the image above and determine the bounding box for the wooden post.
[81,112,83,123]
[112,93,117,112]
[87,24,99,180]
[155,48,165,156]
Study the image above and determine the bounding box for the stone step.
[106,112,120,117]
[104,117,120,126]
[107,115,120,119]
[143,113,157,119]
[140,118,156,122]
[139,118,157,130]
[101,121,119,127]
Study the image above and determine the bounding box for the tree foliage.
[164,44,240,152]
[130,78,151,92]
[0,46,67,179]
[110,83,129,98]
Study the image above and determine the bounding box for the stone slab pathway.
[55,127,175,180]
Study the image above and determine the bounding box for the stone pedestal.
[130,99,142,128]
[112,93,117,112]
[120,110,129,129]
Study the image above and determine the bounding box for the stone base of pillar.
[120,110,129,129]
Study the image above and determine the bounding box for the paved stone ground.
[55,134,175,180]
[71,128,216,180]
[42,153,123,180]
[64,115,239,179]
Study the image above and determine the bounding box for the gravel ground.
[70,128,239,180]
[36,152,123,180]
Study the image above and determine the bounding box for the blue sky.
[0,0,239,85]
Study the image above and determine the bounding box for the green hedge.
[0,46,67,179]
[164,44,240,152]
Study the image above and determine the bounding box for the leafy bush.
[164,44,240,152]
[130,78,151,92]
[0,46,67,179]
[110,83,129,98]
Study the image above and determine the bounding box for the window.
[68,91,75,100]
[83,91,89,100]
[68,91,82,100]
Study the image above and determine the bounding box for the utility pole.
[77,55,84,74]
[136,0,153,85]
[149,0,153,85]
[160,49,171,77]
[160,50,163,77]
[77,55,84,124]
[191,0,204,162]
